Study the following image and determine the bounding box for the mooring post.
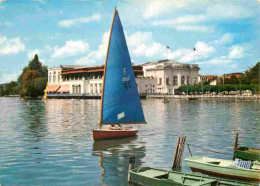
[172,136,186,171]
[128,157,135,182]
[233,133,239,160]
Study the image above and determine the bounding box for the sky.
[0,0,259,84]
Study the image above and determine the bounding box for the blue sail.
[101,10,145,124]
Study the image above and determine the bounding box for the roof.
[57,85,70,93]
[60,65,143,75]
[47,85,61,92]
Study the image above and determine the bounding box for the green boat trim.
[185,156,260,182]
[235,147,260,162]
[129,167,258,186]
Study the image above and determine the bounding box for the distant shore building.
[47,59,199,97]
[143,60,199,95]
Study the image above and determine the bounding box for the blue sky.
[0,0,259,83]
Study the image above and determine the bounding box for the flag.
[193,48,196,51]
[167,46,170,49]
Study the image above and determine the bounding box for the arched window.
[181,76,185,85]
[53,71,56,83]
[90,84,93,94]
[173,76,178,86]
[49,72,52,83]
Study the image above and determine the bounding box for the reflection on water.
[0,97,259,185]
[92,136,145,184]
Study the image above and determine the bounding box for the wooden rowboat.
[129,167,258,185]
[186,156,260,182]
[235,147,260,162]
[92,128,138,141]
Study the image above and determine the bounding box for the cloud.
[0,72,19,84]
[151,15,213,32]
[52,40,89,58]
[75,31,109,65]
[228,45,244,59]
[0,21,13,27]
[58,14,102,28]
[217,33,233,45]
[0,36,25,55]
[143,0,187,18]
[27,49,40,59]
[206,2,253,19]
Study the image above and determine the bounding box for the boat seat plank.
[192,180,218,186]
[137,169,168,178]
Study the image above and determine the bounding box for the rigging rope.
[187,143,233,156]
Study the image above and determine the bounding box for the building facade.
[143,60,199,95]
[47,65,156,96]
[47,60,199,96]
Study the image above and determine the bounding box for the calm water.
[0,97,259,185]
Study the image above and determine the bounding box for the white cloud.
[0,36,25,55]
[58,14,102,28]
[75,31,109,65]
[27,49,40,59]
[143,0,187,18]
[217,33,233,45]
[206,2,253,19]
[52,40,89,58]
[180,41,215,62]
[0,21,13,27]
[151,15,213,32]
[228,45,244,59]
[0,73,19,84]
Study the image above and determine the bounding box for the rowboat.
[129,167,258,185]
[235,147,260,162]
[92,7,146,141]
[186,156,260,182]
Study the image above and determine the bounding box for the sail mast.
[98,7,117,129]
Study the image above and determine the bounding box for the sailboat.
[92,8,146,141]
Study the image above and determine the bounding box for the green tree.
[21,70,40,97]
[30,77,48,97]
[5,81,19,95]
[18,54,48,97]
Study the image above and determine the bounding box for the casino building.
[46,60,199,97]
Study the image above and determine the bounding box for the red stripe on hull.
[190,167,260,182]
[93,129,138,141]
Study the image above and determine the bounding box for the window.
[90,84,93,94]
[53,71,56,83]
[166,77,170,85]
[173,76,178,86]
[187,76,190,85]
[49,73,52,83]
[158,78,162,85]
[181,76,185,85]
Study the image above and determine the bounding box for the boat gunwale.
[129,167,259,185]
[185,156,259,173]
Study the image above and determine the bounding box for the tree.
[18,54,48,97]
[21,70,40,97]
[5,81,19,95]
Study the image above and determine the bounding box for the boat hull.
[93,129,138,141]
[129,167,258,186]
[235,147,260,161]
[186,156,260,182]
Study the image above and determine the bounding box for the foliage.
[21,70,40,97]
[179,84,259,95]
[30,77,48,97]
[18,54,48,97]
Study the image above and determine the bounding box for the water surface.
[0,98,259,185]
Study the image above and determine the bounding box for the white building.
[47,65,156,96]
[143,60,199,95]
[47,60,199,96]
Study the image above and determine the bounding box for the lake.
[0,97,259,185]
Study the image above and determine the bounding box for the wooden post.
[128,157,135,182]
[233,133,239,160]
[172,136,186,171]
[172,137,180,170]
